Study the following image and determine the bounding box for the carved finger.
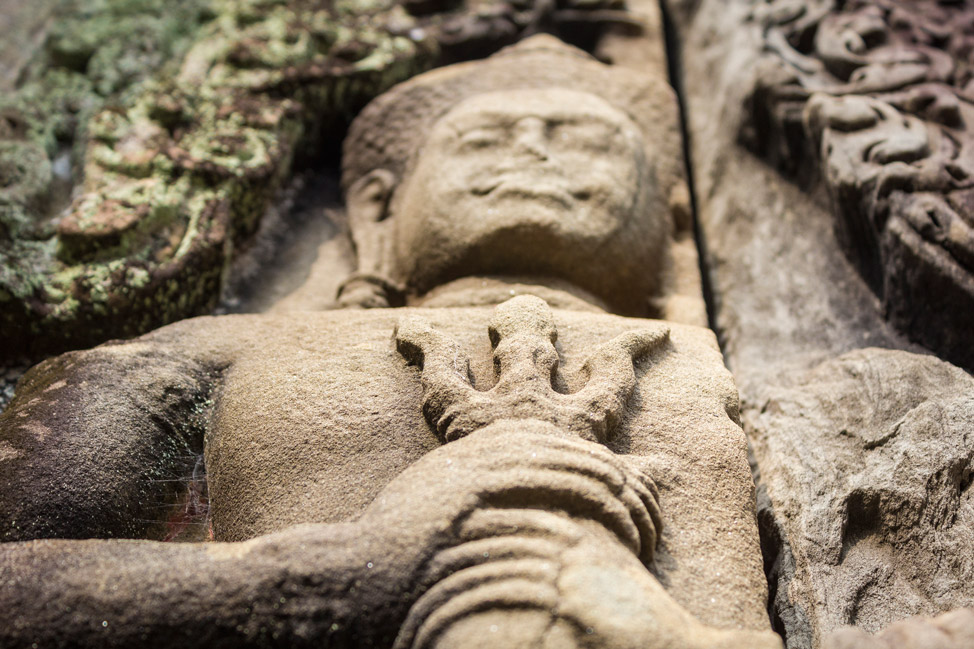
[420,558,560,604]
[632,480,663,548]
[442,428,660,557]
[484,443,629,494]
[619,480,661,563]
[614,457,661,511]
[470,468,644,557]
[614,460,663,561]
[395,316,478,439]
[570,327,669,442]
[454,428,659,555]
[459,488,657,565]
[398,575,560,649]
[626,471,663,533]
[456,509,586,546]
[426,535,568,583]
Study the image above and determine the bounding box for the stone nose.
[511,117,548,160]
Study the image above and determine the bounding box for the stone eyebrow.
[445,110,624,133]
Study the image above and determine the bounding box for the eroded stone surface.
[747,349,974,646]
[664,1,974,646]
[825,608,974,649]
[0,302,778,647]
[0,0,432,360]
[338,34,698,320]
[741,0,974,371]
[663,0,916,396]
[0,0,629,362]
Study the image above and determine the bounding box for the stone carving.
[0,37,779,648]
[335,33,694,318]
[0,0,434,362]
[742,0,974,371]
[396,295,669,443]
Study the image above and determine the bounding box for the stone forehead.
[341,35,680,192]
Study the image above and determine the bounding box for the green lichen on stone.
[0,141,53,239]
[1,0,442,359]
[42,0,216,93]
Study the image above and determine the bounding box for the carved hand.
[377,424,780,649]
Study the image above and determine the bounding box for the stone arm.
[0,341,220,541]
[387,298,782,648]
[1,425,660,649]
[0,524,382,649]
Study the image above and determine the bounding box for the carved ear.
[347,168,397,227]
[346,169,397,280]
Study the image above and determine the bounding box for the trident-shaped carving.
[394,295,669,443]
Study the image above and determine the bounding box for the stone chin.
[392,208,663,316]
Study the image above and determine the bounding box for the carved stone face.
[386,88,668,314]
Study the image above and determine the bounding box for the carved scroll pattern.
[743,0,974,368]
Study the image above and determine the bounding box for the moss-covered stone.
[0,0,441,359]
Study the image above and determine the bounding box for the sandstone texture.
[4,0,974,645]
[665,0,974,646]
[742,0,974,373]
[0,0,431,359]
[748,349,974,645]
[827,608,974,649]
[0,35,774,648]
[339,34,694,319]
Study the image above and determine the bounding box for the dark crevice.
[757,490,789,639]
[750,444,810,648]
[143,364,224,543]
[756,485,812,648]
[657,0,722,348]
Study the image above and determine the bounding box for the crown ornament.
[394,296,669,443]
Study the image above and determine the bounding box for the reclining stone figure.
[0,36,781,648]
